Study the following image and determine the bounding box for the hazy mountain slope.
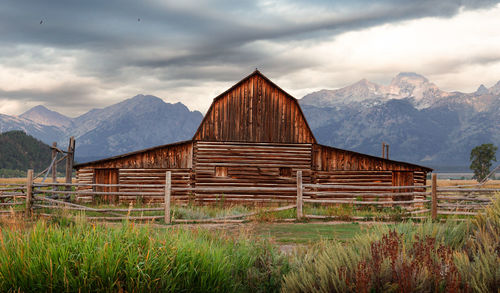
[20,105,71,128]
[0,95,203,163]
[0,130,54,173]
[0,113,66,144]
[71,95,203,160]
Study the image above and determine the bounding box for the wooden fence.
[0,181,26,217]
[1,171,499,223]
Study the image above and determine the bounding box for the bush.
[281,196,500,292]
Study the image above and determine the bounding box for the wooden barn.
[74,70,432,203]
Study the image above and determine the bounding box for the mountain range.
[0,95,203,163]
[300,72,500,169]
[1,73,499,171]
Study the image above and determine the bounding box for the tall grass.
[0,219,288,292]
[282,195,500,293]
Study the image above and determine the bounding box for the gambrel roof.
[193,70,316,144]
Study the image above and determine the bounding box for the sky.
[1,0,500,117]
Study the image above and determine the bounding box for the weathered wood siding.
[312,144,426,172]
[310,144,429,199]
[193,73,315,144]
[392,171,414,201]
[94,168,119,203]
[76,168,191,203]
[193,141,312,203]
[75,141,193,203]
[77,141,193,169]
[309,170,393,199]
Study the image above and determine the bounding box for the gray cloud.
[0,83,101,113]
[0,0,499,115]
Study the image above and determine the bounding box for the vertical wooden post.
[296,170,303,220]
[385,144,390,159]
[25,169,33,217]
[164,171,171,224]
[51,142,57,184]
[65,137,75,184]
[431,173,437,220]
[382,142,386,158]
[65,137,75,193]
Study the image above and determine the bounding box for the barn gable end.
[193,70,316,144]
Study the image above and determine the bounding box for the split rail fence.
[0,170,498,223]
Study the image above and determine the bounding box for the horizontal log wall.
[194,141,312,203]
[310,145,429,201]
[76,168,191,203]
[309,170,393,199]
[312,144,427,172]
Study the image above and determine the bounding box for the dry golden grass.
[0,177,73,184]
[437,179,500,188]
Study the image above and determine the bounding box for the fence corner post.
[164,171,172,224]
[296,170,303,220]
[25,169,34,217]
[431,173,437,220]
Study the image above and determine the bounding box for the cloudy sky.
[1,0,500,117]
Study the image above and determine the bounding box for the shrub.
[282,196,500,292]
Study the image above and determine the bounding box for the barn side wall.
[193,141,312,203]
[311,145,428,199]
[75,142,193,203]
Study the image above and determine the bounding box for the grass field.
[253,222,372,243]
[0,196,498,292]
[1,176,499,291]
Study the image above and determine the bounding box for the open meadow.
[1,176,499,291]
[0,193,498,292]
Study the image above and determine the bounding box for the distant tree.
[469,143,497,182]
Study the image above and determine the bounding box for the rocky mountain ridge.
[1,95,203,162]
[299,73,500,168]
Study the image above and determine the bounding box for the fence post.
[164,171,171,224]
[25,169,34,217]
[65,136,75,192]
[296,170,303,220]
[52,142,58,184]
[431,173,437,220]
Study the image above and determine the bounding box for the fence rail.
[1,170,499,223]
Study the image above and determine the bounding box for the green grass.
[254,223,370,244]
[0,219,288,292]
[30,200,416,223]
